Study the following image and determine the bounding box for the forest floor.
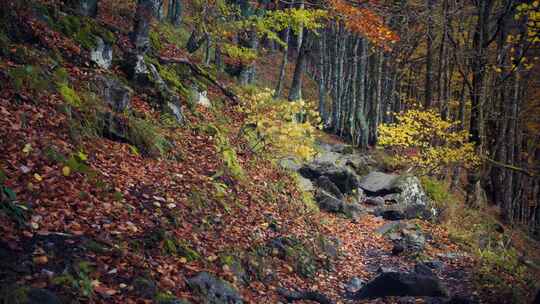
[1,1,539,304]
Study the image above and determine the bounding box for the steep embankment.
[0,1,538,304]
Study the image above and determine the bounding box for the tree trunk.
[424,0,434,109]
[288,30,310,101]
[275,27,290,98]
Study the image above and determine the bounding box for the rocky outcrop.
[299,161,360,195]
[94,75,132,112]
[187,272,243,304]
[353,271,448,299]
[148,64,185,124]
[359,172,435,220]
[359,171,399,195]
[90,37,113,69]
[315,190,364,219]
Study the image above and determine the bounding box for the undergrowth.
[423,176,538,302]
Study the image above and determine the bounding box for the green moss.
[58,84,82,107]
[53,67,70,85]
[53,15,116,49]
[149,30,163,51]
[127,116,172,157]
[421,176,451,203]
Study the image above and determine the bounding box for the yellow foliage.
[239,88,320,161]
[378,109,479,174]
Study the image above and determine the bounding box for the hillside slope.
[0,1,539,304]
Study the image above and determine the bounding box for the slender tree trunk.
[317,31,327,125]
[424,0,434,109]
[289,30,311,101]
[275,27,290,98]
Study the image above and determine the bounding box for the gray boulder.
[125,52,150,83]
[402,229,426,252]
[365,196,385,206]
[187,272,243,304]
[316,176,344,199]
[345,277,365,294]
[148,64,185,124]
[359,171,399,195]
[354,271,448,299]
[365,174,435,220]
[91,37,113,69]
[279,157,302,171]
[296,176,314,192]
[316,190,342,213]
[95,76,132,112]
[315,190,363,219]
[299,161,360,194]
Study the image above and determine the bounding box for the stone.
[375,221,402,235]
[278,157,302,171]
[187,272,243,304]
[364,196,385,206]
[354,271,448,299]
[132,277,157,299]
[388,232,402,241]
[392,243,405,255]
[342,203,364,219]
[315,190,363,219]
[125,52,150,83]
[195,90,211,107]
[320,237,341,259]
[345,277,364,294]
[316,176,344,199]
[375,208,407,220]
[391,175,434,218]
[100,111,130,142]
[424,260,444,270]
[95,76,132,112]
[297,176,314,192]
[299,161,360,194]
[361,173,435,220]
[355,188,366,204]
[316,190,342,213]
[69,0,99,17]
[414,263,435,276]
[358,171,399,195]
[90,37,113,69]
[402,229,426,252]
[148,64,185,124]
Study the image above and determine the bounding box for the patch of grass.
[51,261,94,299]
